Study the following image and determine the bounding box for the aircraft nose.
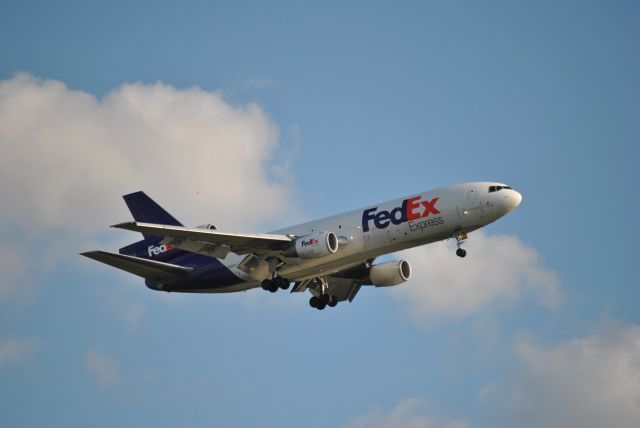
[509,190,523,209]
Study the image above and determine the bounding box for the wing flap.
[291,276,363,303]
[81,250,193,280]
[326,277,362,302]
[112,222,293,255]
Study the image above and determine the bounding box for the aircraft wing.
[81,250,193,280]
[112,222,293,257]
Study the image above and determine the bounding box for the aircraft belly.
[166,281,256,294]
[154,258,249,292]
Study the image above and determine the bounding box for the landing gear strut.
[455,232,468,258]
[261,275,290,293]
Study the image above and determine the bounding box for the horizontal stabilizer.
[81,250,193,280]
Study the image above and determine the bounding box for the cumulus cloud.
[393,232,561,321]
[481,323,640,428]
[346,397,467,428]
[0,73,296,301]
[86,348,119,385]
[0,336,41,365]
[0,73,293,233]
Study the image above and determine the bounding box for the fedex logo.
[362,196,440,232]
[148,244,174,257]
[301,238,319,247]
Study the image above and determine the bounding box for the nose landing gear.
[455,232,468,258]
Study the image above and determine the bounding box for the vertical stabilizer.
[123,191,183,227]
[119,191,183,259]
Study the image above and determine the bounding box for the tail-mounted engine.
[283,231,339,259]
[370,260,411,287]
[197,224,217,230]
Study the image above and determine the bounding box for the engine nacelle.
[283,231,339,259]
[197,224,217,230]
[370,260,411,287]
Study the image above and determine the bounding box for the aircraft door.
[467,185,477,207]
[459,184,485,228]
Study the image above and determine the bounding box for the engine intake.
[284,231,339,259]
[370,260,411,287]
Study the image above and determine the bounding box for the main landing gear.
[455,232,468,258]
[309,294,338,310]
[261,276,290,293]
[307,276,338,310]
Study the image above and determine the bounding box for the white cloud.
[393,232,561,321]
[481,323,640,428]
[86,347,120,385]
[0,73,296,300]
[0,336,41,365]
[346,397,467,428]
[0,73,293,233]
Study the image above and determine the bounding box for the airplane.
[82,182,522,310]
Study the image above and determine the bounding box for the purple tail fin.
[119,191,182,259]
[123,191,182,228]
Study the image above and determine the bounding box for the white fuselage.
[216,182,522,292]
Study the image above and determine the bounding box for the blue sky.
[1,1,639,427]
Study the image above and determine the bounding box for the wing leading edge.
[112,222,293,257]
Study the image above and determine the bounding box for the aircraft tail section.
[81,250,192,280]
[123,191,182,229]
[119,191,183,260]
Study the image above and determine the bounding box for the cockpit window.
[489,185,513,193]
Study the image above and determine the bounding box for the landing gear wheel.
[328,296,338,307]
[454,232,468,258]
[309,296,320,308]
[316,301,327,310]
[261,279,273,291]
[275,276,290,290]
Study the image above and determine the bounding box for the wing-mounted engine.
[283,231,338,259]
[369,260,411,287]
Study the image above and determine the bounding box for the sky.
[0,1,639,427]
